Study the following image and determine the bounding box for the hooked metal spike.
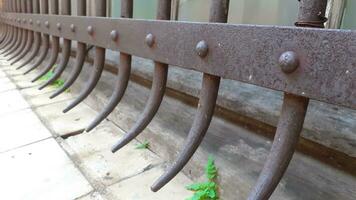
[247,94,309,200]
[38,0,71,89]
[0,20,16,54]
[23,35,49,74]
[11,0,35,66]
[151,74,220,192]
[62,47,105,113]
[16,31,41,70]
[11,30,34,65]
[38,39,71,89]
[31,36,59,82]
[62,0,106,113]
[5,28,25,58]
[111,62,167,152]
[50,42,86,99]
[50,0,86,98]
[86,52,131,132]
[4,0,25,58]
[2,26,20,56]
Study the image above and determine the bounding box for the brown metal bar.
[10,0,34,64]
[86,0,133,132]
[246,1,326,199]
[1,0,21,55]
[151,0,228,192]
[31,0,59,82]
[0,0,9,45]
[4,0,25,58]
[23,0,49,74]
[1,13,354,109]
[38,0,71,89]
[111,0,171,152]
[246,95,309,200]
[0,0,17,54]
[7,0,29,61]
[50,0,87,98]
[62,0,107,113]
[16,0,41,69]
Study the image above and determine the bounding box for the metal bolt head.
[110,30,119,41]
[44,21,49,28]
[87,26,94,35]
[17,18,20,22]
[279,51,299,74]
[70,24,75,32]
[195,40,209,57]
[29,19,33,25]
[22,18,26,23]
[145,33,155,47]
[36,20,40,26]
[56,23,61,30]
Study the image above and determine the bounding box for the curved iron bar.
[31,0,59,82]
[23,35,49,74]
[63,47,105,113]
[246,1,325,199]
[38,0,71,89]
[62,0,107,113]
[16,31,41,69]
[86,53,131,132]
[111,62,167,151]
[85,0,133,132]
[151,74,220,192]
[0,25,9,45]
[246,94,309,200]
[0,0,16,51]
[23,0,49,74]
[31,36,59,82]
[10,0,34,64]
[151,0,228,192]
[1,0,20,55]
[50,42,86,98]
[4,0,25,58]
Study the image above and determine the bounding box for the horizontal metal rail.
[0,12,355,110]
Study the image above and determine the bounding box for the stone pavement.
[0,59,193,200]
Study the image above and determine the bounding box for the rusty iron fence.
[0,0,355,199]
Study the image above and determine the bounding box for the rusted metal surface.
[86,0,133,132]
[23,0,49,74]
[0,0,355,198]
[62,0,107,113]
[151,0,228,192]
[0,14,355,109]
[31,0,59,82]
[50,0,86,99]
[38,0,71,89]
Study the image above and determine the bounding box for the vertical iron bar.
[31,0,59,82]
[1,0,20,55]
[10,0,35,64]
[62,0,107,113]
[85,0,134,132]
[16,0,41,69]
[246,1,326,199]
[4,0,25,57]
[151,0,229,192]
[23,0,49,74]
[110,0,171,152]
[7,0,29,61]
[50,0,86,98]
[38,0,71,89]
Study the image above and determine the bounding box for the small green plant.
[135,140,150,149]
[39,65,65,89]
[186,156,219,200]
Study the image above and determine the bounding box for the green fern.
[38,65,65,88]
[135,140,150,149]
[186,156,219,200]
